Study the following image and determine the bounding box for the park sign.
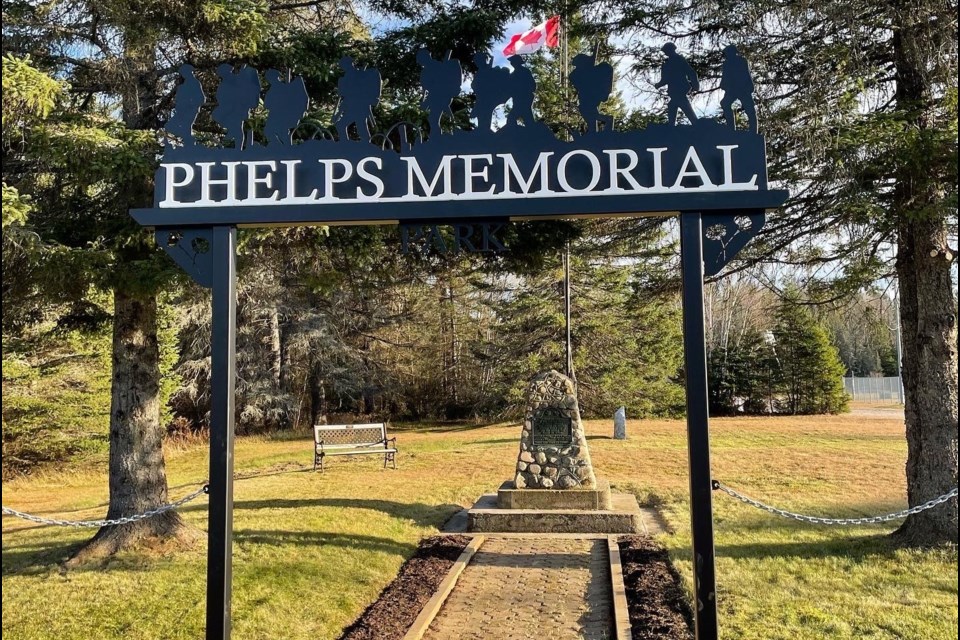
[133,44,789,640]
[132,49,787,230]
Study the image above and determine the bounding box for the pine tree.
[772,300,849,415]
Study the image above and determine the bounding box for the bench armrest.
[384,437,397,447]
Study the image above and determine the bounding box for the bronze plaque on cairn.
[531,408,573,447]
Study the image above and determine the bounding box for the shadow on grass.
[2,538,85,574]
[392,421,519,434]
[469,437,519,446]
[715,532,904,561]
[231,497,462,529]
[233,529,417,556]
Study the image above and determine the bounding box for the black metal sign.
[531,408,574,447]
[132,43,789,640]
[133,48,786,229]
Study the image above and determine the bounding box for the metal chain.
[2,483,209,528]
[713,480,958,526]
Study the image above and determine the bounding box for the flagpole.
[558,7,575,383]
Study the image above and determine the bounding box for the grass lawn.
[2,412,957,640]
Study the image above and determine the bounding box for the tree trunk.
[895,216,959,544]
[892,8,958,545]
[68,290,195,564]
[269,305,282,388]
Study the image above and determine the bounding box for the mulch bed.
[618,535,695,640]
[338,534,470,640]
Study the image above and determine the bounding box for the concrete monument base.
[467,491,643,534]
[497,480,612,510]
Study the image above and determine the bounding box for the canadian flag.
[502,16,560,57]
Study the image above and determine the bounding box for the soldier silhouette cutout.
[720,45,757,133]
[570,52,614,133]
[505,55,537,128]
[213,64,261,149]
[166,64,204,146]
[417,49,462,137]
[264,69,309,145]
[655,43,699,126]
[471,53,511,133]
[335,56,381,142]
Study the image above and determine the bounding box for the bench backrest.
[314,423,386,449]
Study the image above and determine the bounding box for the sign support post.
[680,211,718,640]
[207,225,237,640]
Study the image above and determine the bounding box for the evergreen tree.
[709,328,778,415]
[772,300,849,415]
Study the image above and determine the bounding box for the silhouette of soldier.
[505,55,536,127]
[471,53,511,133]
[334,56,381,142]
[264,69,309,145]
[719,45,757,133]
[654,43,699,126]
[213,64,261,149]
[166,64,205,146]
[570,53,614,133]
[417,49,462,137]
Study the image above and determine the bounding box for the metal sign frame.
[132,44,787,640]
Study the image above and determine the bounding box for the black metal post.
[679,211,718,640]
[207,225,237,640]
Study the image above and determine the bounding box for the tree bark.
[892,7,958,545]
[68,290,195,564]
[269,304,282,388]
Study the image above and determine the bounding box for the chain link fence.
[842,376,903,403]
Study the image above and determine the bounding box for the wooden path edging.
[402,535,485,640]
[608,535,634,639]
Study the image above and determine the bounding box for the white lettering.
[197,161,242,205]
[461,154,496,196]
[498,152,553,194]
[356,157,385,198]
[646,148,668,190]
[281,160,320,202]
[403,156,454,197]
[672,147,715,189]
[319,159,353,199]
[716,145,759,190]
[245,161,279,203]
[557,150,601,193]
[604,150,645,192]
[161,163,195,207]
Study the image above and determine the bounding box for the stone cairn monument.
[515,370,596,490]
[467,369,642,532]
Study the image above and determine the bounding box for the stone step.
[497,479,612,510]
[467,493,643,534]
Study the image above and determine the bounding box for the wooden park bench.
[313,423,397,472]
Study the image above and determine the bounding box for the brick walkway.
[422,537,613,640]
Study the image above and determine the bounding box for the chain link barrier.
[713,480,958,526]
[2,483,209,528]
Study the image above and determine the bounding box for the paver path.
[422,537,613,640]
